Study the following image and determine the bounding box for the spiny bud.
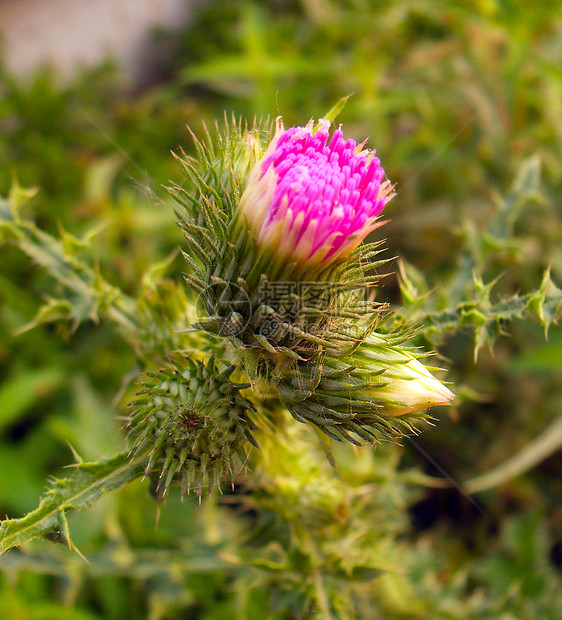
[354,334,454,416]
[277,332,453,444]
[170,116,454,451]
[135,280,202,361]
[126,354,257,498]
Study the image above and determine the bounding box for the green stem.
[465,415,562,494]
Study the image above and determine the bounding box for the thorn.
[65,441,83,464]
[71,542,91,565]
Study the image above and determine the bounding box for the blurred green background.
[0,0,561,618]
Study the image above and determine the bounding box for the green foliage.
[398,157,562,356]
[0,182,136,336]
[470,511,562,618]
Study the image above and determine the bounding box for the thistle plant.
[1,104,560,618]
[126,355,257,499]
[173,114,452,446]
[0,110,456,539]
[2,2,561,614]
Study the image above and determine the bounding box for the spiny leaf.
[14,297,73,335]
[398,156,560,356]
[528,268,562,337]
[0,546,231,578]
[0,450,148,555]
[0,186,138,335]
[410,270,562,355]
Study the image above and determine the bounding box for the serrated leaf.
[0,450,148,555]
[1,186,138,336]
[14,297,73,335]
[404,267,561,356]
[140,249,179,290]
[397,259,430,308]
[8,180,40,224]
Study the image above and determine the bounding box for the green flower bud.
[277,332,453,444]
[354,334,454,417]
[126,354,257,498]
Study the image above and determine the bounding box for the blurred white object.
[0,0,195,81]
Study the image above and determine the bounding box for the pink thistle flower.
[239,119,394,266]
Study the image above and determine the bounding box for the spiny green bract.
[126,354,257,497]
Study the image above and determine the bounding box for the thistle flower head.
[239,119,394,266]
[172,117,455,447]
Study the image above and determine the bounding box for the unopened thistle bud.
[126,355,257,498]
[277,332,454,443]
[355,334,454,416]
